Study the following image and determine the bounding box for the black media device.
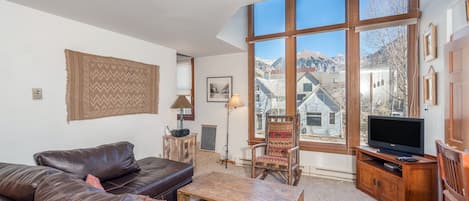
[170,129,190,137]
[368,115,424,157]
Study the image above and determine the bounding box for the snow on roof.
[255,77,285,97]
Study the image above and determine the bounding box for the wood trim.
[178,58,195,121]
[248,5,255,147]
[408,24,420,117]
[355,12,420,27]
[286,0,295,32]
[285,0,296,115]
[246,24,348,43]
[300,141,350,154]
[249,139,352,154]
[246,32,289,43]
[347,0,361,149]
[295,23,348,36]
[407,0,420,117]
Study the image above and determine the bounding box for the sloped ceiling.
[7,0,260,57]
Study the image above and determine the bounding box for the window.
[297,94,306,101]
[303,83,312,92]
[296,0,346,30]
[255,94,260,102]
[297,31,346,144]
[360,0,408,20]
[359,25,408,144]
[256,114,263,130]
[176,57,195,120]
[248,0,419,154]
[254,38,286,138]
[307,113,322,126]
[254,0,285,36]
[329,113,336,125]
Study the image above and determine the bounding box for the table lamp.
[170,95,192,132]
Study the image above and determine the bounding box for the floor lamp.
[223,94,244,168]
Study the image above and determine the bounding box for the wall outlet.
[32,88,43,100]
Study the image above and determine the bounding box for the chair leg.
[293,167,302,186]
[251,164,256,178]
[288,169,292,185]
[260,169,268,180]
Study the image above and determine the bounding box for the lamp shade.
[170,95,192,109]
[227,94,244,109]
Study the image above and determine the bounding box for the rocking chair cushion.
[267,122,294,158]
[255,155,288,167]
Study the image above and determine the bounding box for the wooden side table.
[162,133,197,166]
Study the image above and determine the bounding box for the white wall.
[217,7,248,51]
[186,53,249,161]
[420,0,469,155]
[0,1,178,165]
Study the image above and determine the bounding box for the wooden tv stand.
[356,146,437,201]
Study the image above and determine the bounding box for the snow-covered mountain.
[255,50,345,73]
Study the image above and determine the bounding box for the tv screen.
[368,115,424,156]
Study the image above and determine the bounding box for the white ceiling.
[7,0,258,57]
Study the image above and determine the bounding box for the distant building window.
[303,83,313,92]
[307,112,321,126]
[256,114,263,130]
[297,94,306,101]
[329,112,336,125]
[256,85,260,91]
[256,94,260,102]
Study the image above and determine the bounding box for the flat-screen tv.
[368,115,424,156]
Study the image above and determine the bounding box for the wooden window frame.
[177,58,195,121]
[247,0,420,154]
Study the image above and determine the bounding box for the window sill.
[248,138,355,155]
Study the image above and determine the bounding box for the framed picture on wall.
[423,66,437,106]
[206,76,232,102]
[423,23,437,62]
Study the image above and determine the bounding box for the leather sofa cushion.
[104,157,193,198]
[0,163,60,201]
[34,142,140,181]
[34,173,144,201]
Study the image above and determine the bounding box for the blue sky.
[253,0,406,60]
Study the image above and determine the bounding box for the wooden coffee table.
[177,172,304,201]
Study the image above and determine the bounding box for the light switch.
[32,88,43,100]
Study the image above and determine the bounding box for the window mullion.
[346,0,361,149]
[285,0,296,116]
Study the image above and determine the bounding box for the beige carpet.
[194,150,375,201]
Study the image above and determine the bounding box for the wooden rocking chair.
[251,114,301,186]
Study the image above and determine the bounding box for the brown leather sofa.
[0,142,193,201]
